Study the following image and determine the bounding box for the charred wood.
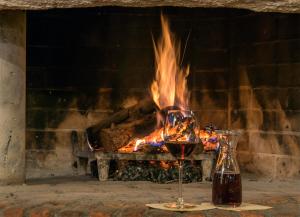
[100,114,156,152]
[86,98,156,151]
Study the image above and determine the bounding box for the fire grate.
[94,152,216,182]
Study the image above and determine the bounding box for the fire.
[151,15,190,110]
[118,15,219,153]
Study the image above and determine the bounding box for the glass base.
[164,202,197,209]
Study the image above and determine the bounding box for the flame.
[151,15,190,110]
[118,15,219,153]
[119,128,219,153]
[133,139,145,152]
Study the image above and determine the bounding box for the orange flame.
[151,15,190,110]
[118,15,219,153]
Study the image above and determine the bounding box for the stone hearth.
[0,176,299,217]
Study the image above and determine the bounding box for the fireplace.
[0,1,300,216]
[22,7,300,181]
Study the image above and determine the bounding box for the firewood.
[100,114,156,152]
[86,98,156,150]
[87,98,155,134]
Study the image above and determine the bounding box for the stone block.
[230,109,248,129]
[184,213,206,217]
[27,67,47,88]
[188,49,228,70]
[108,88,148,110]
[76,89,112,111]
[194,110,227,129]
[287,89,300,110]
[250,43,276,65]
[230,109,263,130]
[89,211,111,217]
[247,66,277,88]
[276,134,300,156]
[192,69,228,90]
[191,90,228,110]
[0,201,8,209]
[261,111,278,131]
[277,63,300,87]
[29,208,52,217]
[3,208,24,217]
[285,111,300,132]
[26,131,77,178]
[47,110,69,129]
[143,208,175,217]
[0,11,26,185]
[206,209,239,217]
[58,210,85,217]
[276,157,300,178]
[26,131,56,150]
[249,132,282,155]
[237,132,250,151]
[247,110,263,130]
[248,132,300,156]
[0,12,26,46]
[191,18,228,49]
[44,66,82,89]
[27,89,77,109]
[254,15,277,42]
[237,152,276,177]
[239,211,266,217]
[231,14,276,45]
[86,112,111,127]
[48,110,87,130]
[278,15,300,40]
[252,88,291,111]
[230,88,252,110]
[231,16,255,45]
[276,40,300,63]
[231,44,251,66]
[121,206,146,217]
[26,109,48,129]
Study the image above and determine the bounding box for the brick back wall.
[26,7,300,179]
[230,13,300,178]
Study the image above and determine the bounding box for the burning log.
[86,98,156,151]
[100,114,156,152]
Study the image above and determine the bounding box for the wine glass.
[163,109,200,209]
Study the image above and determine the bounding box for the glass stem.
[177,159,184,208]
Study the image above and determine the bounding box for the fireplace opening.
[26,7,300,181]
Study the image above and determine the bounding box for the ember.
[114,160,202,183]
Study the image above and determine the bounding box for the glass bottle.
[212,130,242,207]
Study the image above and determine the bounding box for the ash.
[112,161,202,183]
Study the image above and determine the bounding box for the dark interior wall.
[26,7,300,179]
[26,7,231,178]
[230,12,300,178]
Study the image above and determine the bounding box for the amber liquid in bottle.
[212,172,242,207]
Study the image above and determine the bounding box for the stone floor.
[0,176,299,217]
